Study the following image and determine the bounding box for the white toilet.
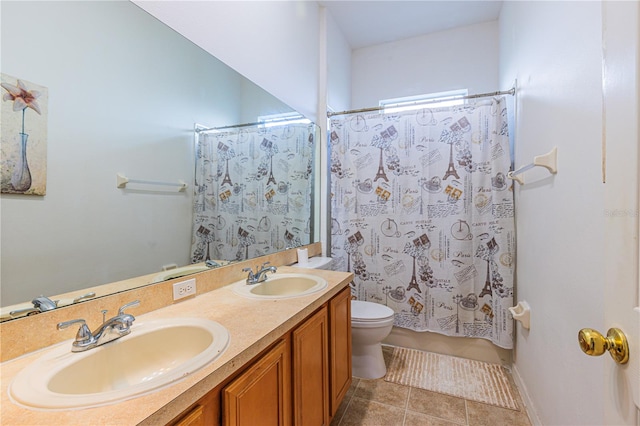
[351,300,395,379]
[293,256,394,379]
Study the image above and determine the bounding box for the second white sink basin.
[232,273,328,299]
[150,264,210,283]
[9,318,229,410]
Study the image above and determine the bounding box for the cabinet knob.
[578,327,629,364]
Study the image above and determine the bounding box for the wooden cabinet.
[292,306,329,426]
[168,286,351,426]
[329,287,352,418]
[169,382,223,426]
[223,339,291,426]
[172,405,204,426]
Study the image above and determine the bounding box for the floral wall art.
[1,74,48,195]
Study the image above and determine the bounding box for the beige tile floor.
[331,346,531,426]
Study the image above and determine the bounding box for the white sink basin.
[9,318,229,410]
[232,273,328,299]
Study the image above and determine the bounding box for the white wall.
[133,1,320,123]
[499,2,622,424]
[321,7,352,253]
[1,1,242,304]
[239,78,293,124]
[351,20,499,109]
[326,10,352,113]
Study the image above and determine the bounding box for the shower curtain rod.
[196,115,309,133]
[196,120,267,133]
[326,87,516,118]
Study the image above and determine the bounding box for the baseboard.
[512,364,542,426]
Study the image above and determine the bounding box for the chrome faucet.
[205,259,221,268]
[10,293,97,319]
[242,262,277,285]
[32,296,59,312]
[57,300,140,352]
[9,296,60,318]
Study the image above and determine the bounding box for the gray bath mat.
[384,346,519,410]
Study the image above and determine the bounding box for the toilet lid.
[351,300,394,321]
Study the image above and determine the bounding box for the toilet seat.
[351,300,394,322]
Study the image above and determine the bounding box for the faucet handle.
[261,261,271,268]
[73,292,96,304]
[118,300,140,315]
[57,319,93,344]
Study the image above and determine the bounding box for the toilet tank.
[291,256,333,270]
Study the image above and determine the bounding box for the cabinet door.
[292,306,329,426]
[223,339,291,426]
[172,405,204,426]
[329,287,352,417]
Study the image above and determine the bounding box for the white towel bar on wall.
[507,147,557,185]
[116,173,187,192]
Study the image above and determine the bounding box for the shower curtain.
[330,98,515,348]
[191,123,315,262]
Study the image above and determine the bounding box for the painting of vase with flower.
[1,73,48,195]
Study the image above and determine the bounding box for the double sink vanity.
[0,245,353,425]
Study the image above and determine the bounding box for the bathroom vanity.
[0,263,353,426]
[172,285,352,426]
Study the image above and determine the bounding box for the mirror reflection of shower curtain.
[191,123,315,262]
[330,98,515,349]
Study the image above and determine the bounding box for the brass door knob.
[578,327,629,364]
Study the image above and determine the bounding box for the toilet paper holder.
[508,301,531,330]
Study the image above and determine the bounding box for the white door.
[601,2,640,424]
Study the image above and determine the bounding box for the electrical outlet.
[173,278,196,301]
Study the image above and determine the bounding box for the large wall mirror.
[0,1,319,321]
